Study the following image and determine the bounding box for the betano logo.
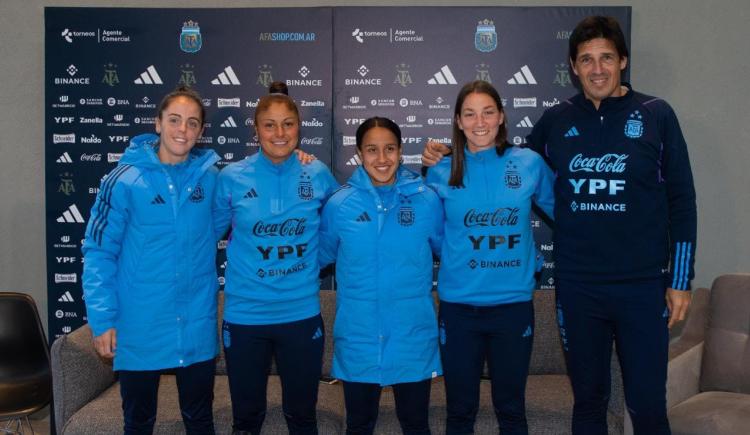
[427,66,458,85]
[211,66,241,85]
[134,65,163,85]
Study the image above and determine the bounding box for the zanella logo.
[568,153,629,173]
[252,218,307,237]
[463,208,520,228]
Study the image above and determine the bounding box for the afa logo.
[624,110,644,139]
[298,172,313,200]
[180,20,202,53]
[398,206,415,226]
[190,183,205,203]
[504,160,522,189]
[475,19,497,53]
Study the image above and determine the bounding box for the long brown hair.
[449,80,510,187]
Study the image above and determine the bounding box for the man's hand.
[665,288,691,329]
[295,149,317,165]
[422,140,451,167]
[94,328,117,358]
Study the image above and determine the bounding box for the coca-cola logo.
[301,137,323,145]
[569,153,628,173]
[80,153,102,161]
[253,218,307,237]
[464,208,519,228]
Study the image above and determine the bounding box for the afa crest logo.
[190,183,205,202]
[298,172,314,200]
[475,19,497,53]
[504,160,522,189]
[180,20,202,53]
[398,206,415,226]
[624,110,644,139]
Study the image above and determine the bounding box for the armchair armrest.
[666,287,710,409]
[51,323,117,432]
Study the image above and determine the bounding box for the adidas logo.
[220,116,238,127]
[211,66,241,85]
[311,326,323,340]
[57,204,85,223]
[564,126,580,138]
[151,194,166,205]
[243,188,258,199]
[522,325,533,338]
[355,212,372,222]
[507,65,537,85]
[57,152,73,163]
[346,154,362,166]
[58,291,74,302]
[427,65,458,85]
[516,116,534,128]
[134,65,163,85]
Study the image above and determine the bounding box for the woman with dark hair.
[213,93,337,435]
[319,116,443,435]
[83,86,220,434]
[425,81,554,435]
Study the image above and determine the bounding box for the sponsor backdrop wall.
[44,6,630,341]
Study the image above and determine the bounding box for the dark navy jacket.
[527,84,697,289]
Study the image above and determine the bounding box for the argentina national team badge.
[298,182,313,200]
[398,206,415,226]
[180,20,202,53]
[504,160,522,189]
[298,171,314,200]
[475,19,497,52]
[189,183,205,202]
[624,110,644,138]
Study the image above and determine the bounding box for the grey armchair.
[666,274,750,435]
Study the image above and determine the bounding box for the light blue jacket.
[213,152,338,325]
[82,133,220,371]
[426,146,554,305]
[319,166,443,385]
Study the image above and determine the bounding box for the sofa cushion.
[61,375,344,434]
[669,391,750,435]
[700,274,750,394]
[371,375,620,434]
[529,290,567,375]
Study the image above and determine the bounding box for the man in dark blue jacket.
[422,15,696,435]
[527,16,695,435]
